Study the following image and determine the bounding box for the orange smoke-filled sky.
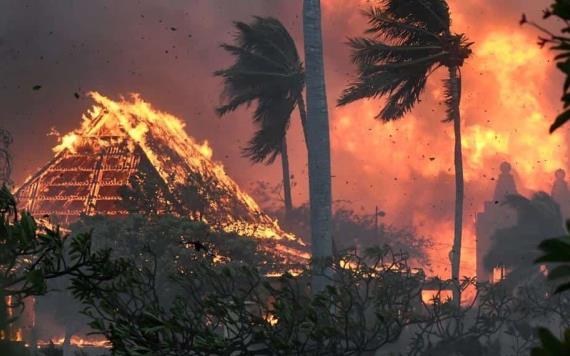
[0,0,566,276]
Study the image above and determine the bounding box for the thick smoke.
[0,0,564,276]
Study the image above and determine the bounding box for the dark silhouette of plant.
[531,218,570,354]
[70,213,286,277]
[215,17,307,218]
[338,0,473,305]
[0,186,107,339]
[521,0,570,133]
[69,244,427,355]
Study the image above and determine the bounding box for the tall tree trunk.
[280,138,293,220]
[449,66,464,307]
[303,0,333,293]
[297,94,310,153]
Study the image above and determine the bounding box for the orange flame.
[37,336,110,349]
[44,92,307,263]
[320,1,565,280]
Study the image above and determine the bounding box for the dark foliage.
[338,0,472,121]
[522,0,570,133]
[69,244,427,355]
[70,213,288,277]
[215,17,305,164]
[0,186,106,333]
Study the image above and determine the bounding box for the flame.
[53,132,79,154]
[322,1,564,281]
[264,313,279,326]
[421,289,454,305]
[37,336,110,349]
[43,92,307,262]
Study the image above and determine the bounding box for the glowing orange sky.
[317,0,566,276]
[2,0,565,278]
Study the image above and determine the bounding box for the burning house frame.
[15,92,307,262]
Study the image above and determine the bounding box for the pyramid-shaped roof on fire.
[16,92,307,261]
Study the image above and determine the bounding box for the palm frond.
[338,70,402,107]
[363,7,440,45]
[380,69,428,120]
[234,18,299,66]
[381,0,451,35]
[215,90,260,116]
[215,17,304,163]
[219,44,290,72]
[244,95,297,164]
[348,37,442,65]
[338,53,440,118]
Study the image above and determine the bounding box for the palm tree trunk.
[297,95,310,153]
[449,66,464,307]
[280,138,293,220]
[303,0,333,293]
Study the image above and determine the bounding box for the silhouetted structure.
[475,162,518,282]
[552,168,570,219]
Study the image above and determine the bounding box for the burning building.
[15,92,308,262]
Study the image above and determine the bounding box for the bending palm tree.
[338,0,472,304]
[215,17,308,218]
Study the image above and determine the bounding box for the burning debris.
[15,92,308,262]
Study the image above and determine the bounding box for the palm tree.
[215,17,308,219]
[338,1,472,304]
[303,0,334,293]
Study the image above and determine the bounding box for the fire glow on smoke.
[322,0,565,277]
[49,92,307,260]
[42,0,567,280]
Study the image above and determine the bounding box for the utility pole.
[375,206,379,239]
[0,129,13,188]
[374,206,385,240]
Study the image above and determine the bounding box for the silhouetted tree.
[215,17,307,219]
[70,244,425,355]
[0,186,106,342]
[338,0,473,304]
